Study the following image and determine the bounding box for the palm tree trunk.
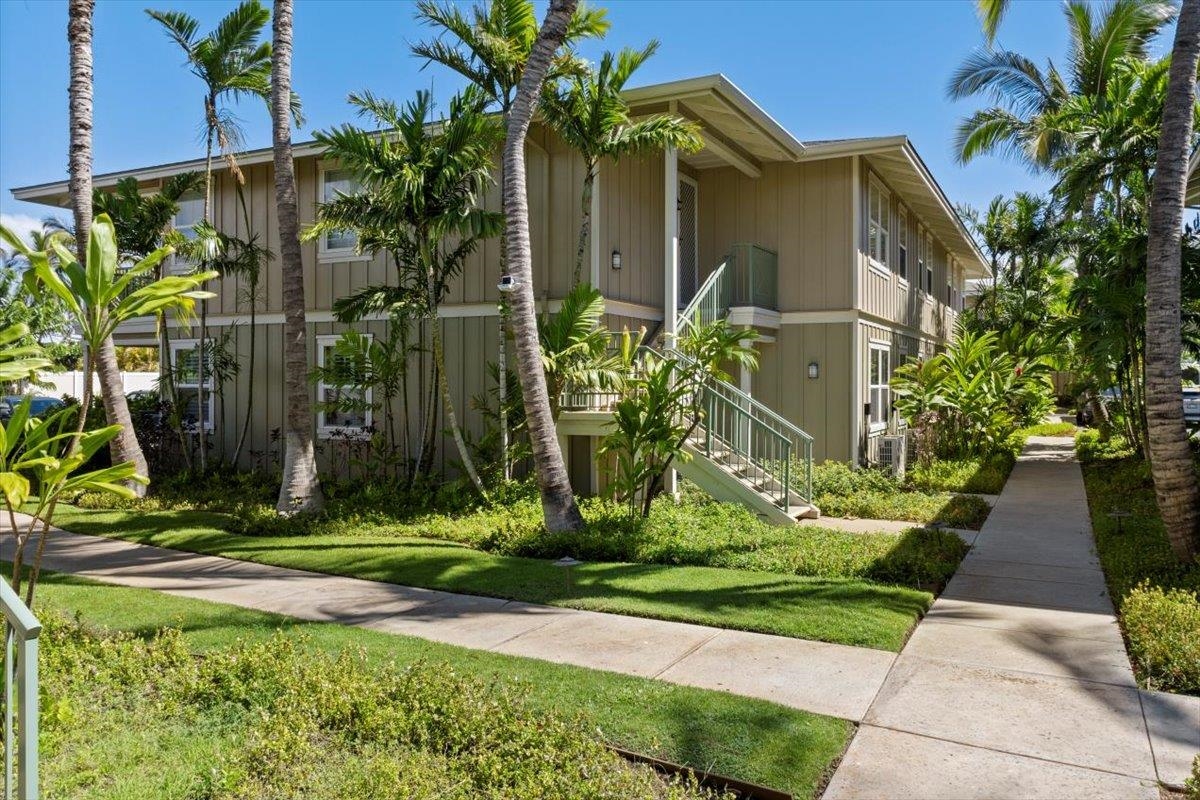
[1146,0,1200,562]
[68,0,149,495]
[233,289,256,466]
[196,127,215,473]
[573,168,595,286]
[271,0,323,515]
[68,0,94,260]
[503,0,584,533]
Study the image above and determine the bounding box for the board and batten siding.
[696,158,854,313]
[857,157,962,340]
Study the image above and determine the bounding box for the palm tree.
[412,0,609,481]
[270,0,322,514]
[503,0,582,531]
[539,282,625,420]
[948,0,1174,172]
[540,41,703,286]
[146,0,301,471]
[1145,0,1200,562]
[312,90,502,497]
[68,0,149,492]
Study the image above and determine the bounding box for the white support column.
[664,145,679,347]
[590,165,602,288]
[664,144,679,498]
[849,154,864,465]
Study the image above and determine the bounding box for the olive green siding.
[696,159,854,312]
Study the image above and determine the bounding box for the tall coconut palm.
[503,0,583,531]
[539,41,703,286]
[949,0,1174,171]
[1146,0,1200,562]
[270,0,323,514]
[146,0,301,471]
[311,90,502,497]
[412,0,609,481]
[68,0,149,492]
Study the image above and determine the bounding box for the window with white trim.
[169,189,205,273]
[867,178,889,269]
[169,339,214,431]
[897,207,909,282]
[924,232,935,296]
[318,167,360,258]
[316,333,373,436]
[869,343,892,430]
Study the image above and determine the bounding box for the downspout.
[849,155,863,465]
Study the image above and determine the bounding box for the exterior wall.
[696,158,854,312]
[596,154,666,311]
[178,316,500,475]
[857,156,963,339]
[753,322,854,463]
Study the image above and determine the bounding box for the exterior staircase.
[561,249,819,525]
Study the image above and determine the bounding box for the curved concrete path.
[1,512,894,722]
[823,436,1199,799]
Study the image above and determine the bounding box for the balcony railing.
[2,580,40,800]
[726,243,777,310]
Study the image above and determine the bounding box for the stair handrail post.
[2,579,40,800]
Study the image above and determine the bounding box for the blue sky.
[0,0,1176,242]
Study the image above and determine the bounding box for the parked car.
[0,395,65,422]
[1184,387,1200,424]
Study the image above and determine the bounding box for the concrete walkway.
[1,513,895,722]
[824,436,1200,799]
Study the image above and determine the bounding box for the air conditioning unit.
[878,435,907,480]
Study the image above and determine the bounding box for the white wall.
[38,371,159,399]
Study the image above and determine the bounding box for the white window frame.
[867,176,890,275]
[168,338,214,432]
[168,189,207,274]
[923,231,935,302]
[317,164,370,263]
[316,333,374,438]
[897,207,909,285]
[868,341,892,433]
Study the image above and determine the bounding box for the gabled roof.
[11,73,985,276]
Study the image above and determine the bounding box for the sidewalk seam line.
[651,630,724,678]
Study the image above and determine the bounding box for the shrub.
[1120,584,1200,693]
[1021,421,1076,437]
[809,460,992,528]
[39,613,714,799]
[907,453,1014,494]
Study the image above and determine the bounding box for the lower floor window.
[169,339,214,432]
[869,343,891,430]
[316,333,373,437]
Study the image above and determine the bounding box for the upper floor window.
[170,189,205,273]
[867,178,889,268]
[315,333,373,437]
[916,227,927,293]
[318,166,360,259]
[924,233,935,296]
[897,207,908,282]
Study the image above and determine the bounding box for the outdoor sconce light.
[611,250,622,270]
[808,361,819,379]
[497,275,516,293]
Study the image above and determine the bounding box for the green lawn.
[29,569,853,798]
[47,503,931,651]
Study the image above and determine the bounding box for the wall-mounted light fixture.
[611,250,622,270]
[807,361,819,379]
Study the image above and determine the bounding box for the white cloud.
[0,213,44,249]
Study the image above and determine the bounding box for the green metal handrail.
[675,260,731,341]
[2,580,40,800]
